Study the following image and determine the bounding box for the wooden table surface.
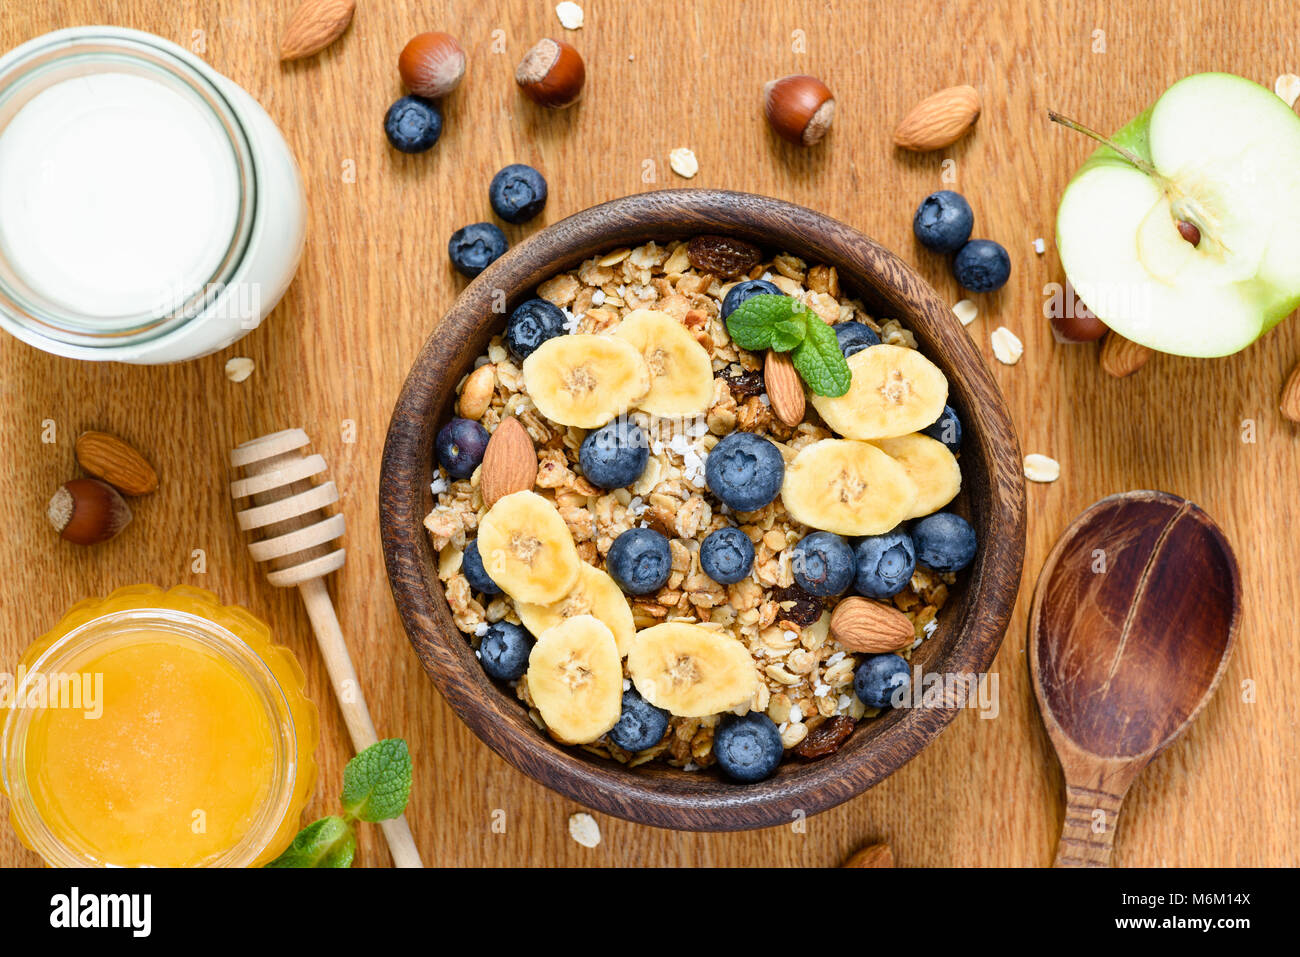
[2,0,1296,867]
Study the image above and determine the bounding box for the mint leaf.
[770,313,808,353]
[266,816,356,868]
[792,315,851,396]
[725,294,796,350]
[340,739,413,823]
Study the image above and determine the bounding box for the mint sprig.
[267,738,413,868]
[724,294,851,397]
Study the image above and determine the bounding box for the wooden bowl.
[380,189,1026,830]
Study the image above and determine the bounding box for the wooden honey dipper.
[230,428,423,868]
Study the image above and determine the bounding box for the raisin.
[793,715,856,759]
[687,235,763,278]
[720,365,765,400]
[767,583,822,626]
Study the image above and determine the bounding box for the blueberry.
[852,528,916,599]
[489,163,548,224]
[854,653,910,709]
[913,190,974,254]
[435,417,489,479]
[461,540,501,595]
[579,419,649,490]
[699,526,755,585]
[834,320,881,358]
[448,222,508,278]
[607,528,672,595]
[608,689,670,752]
[953,239,1011,293]
[478,621,532,680]
[911,512,977,572]
[713,712,783,783]
[506,298,567,359]
[704,432,785,512]
[790,532,856,597]
[720,279,783,319]
[923,405,963,453]
[383,95,443,153]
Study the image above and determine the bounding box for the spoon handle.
[1054,781,1126,867]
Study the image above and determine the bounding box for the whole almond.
[280,0,355,61]
[829,597,915,653]
[764,350,805,426]
[1280,362,1300,423]
[1099,331,1153,378]
[480,418,537,507]
[75,431,158,496]
[843,843,895,868]
[458,364,497,420]
[893,85,981,151]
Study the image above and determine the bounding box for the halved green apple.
[1055,73,1300,357]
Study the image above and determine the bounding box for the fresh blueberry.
[478,621,532,680]
[912,512,978,572]
[713,712,783,783]
[384,95,443,153]
[579,419,649,490]
[854,653,910,709]
[608,689,670,752]
[913,190,974,254]
[953,239,1011,293]
[461,539,501,595]
[834,320,881,357]
[699,526,755,585]
[448,222,508,278]
[607,528,672,595]
[852,528,916,599]
[505,298,567,359]
[923,405,963,453]
[790,532,856,597]
[489,163,548,224]
[704,432,785,512]
[720,279,783,319]
[435,417,489,479]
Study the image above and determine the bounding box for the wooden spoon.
[1028,490,1240,867]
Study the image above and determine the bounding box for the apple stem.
[1047,110,1165,181]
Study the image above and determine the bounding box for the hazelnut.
[1050,285,1108,343]
[47,478,132,545]
[763,74,835,146]
[398,31,466,99]
[515,38,585,108]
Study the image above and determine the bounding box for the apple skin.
[1055,73,1300,358]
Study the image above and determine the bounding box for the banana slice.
[612,309,715,416]
[627,622,758,718]
[781,438,918,536]
[810,344,948,440]
[522,334,651,428]
[526,616,623,744]
[516,563,636,657]
[870,433,962,519]
[476,490,581,604]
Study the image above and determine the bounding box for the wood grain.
[380,189,1025,830]
[2,0,1298,866]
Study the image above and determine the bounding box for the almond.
[480,418,537,507]
[893,85,981,152]
[280,0,355,61]
[458,364,497,421]
[843,843,895,868]
[829,596,915,653]
[75,431,158,496]
[764,350,805,427]
[1099,331,1153,378]
[1281,362,1300,423]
